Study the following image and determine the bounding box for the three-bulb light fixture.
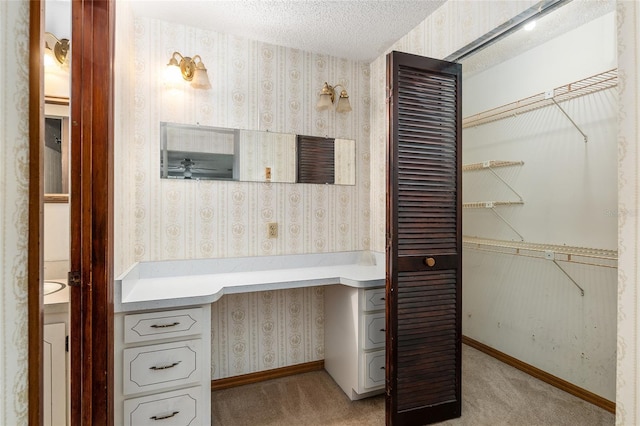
[165,51,212,90]
[316,82,352,113]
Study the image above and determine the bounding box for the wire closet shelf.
[462,68,618,129]
[462,236,618,269]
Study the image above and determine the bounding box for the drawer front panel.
[124,307,203,343]
[363,350,385,389]
[363,288,385,312]
[123,386,202,426]
[123,340,201,395]
[362,312,385,350]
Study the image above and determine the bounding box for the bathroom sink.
[44,280,66,296]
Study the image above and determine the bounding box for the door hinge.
[67,270,81,287]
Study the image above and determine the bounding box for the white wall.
[44,202,70,261]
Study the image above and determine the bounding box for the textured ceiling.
[129,0,447,62]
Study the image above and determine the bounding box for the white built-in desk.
[114,251,385,425]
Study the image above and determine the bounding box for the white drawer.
[362,312,385,350]
[123,386,203,426]
[362,350,385,389]
[363,287,385,312]
[124,307,203,343]
[123,340,202,395]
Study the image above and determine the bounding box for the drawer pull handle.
[425,257,436,267]
[150,322,180,329]
[149,361,181,371]
[150,411,180,421]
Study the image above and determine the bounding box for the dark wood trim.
[44,194,69,203]
[70,1,115,424]
[210,361,325,391]
[462,336,615,413]
[28,1,44,425]
[44,95,70,106]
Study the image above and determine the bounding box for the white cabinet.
[44,323,67,426]
[324,285,385,400]
[115,306,211,426]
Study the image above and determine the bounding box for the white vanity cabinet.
[324,285,385,400]
[115,306,211,426]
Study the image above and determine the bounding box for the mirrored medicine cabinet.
[160,122,356,185]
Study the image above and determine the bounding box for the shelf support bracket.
[489,207,524,241]
[552,259,585,296]
[551,98,588,143]
[487,166,524,202]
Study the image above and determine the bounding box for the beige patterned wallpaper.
[616,2,639,424]
[126,16,371,265]
[114,14,371,378]
[0,0,29,424]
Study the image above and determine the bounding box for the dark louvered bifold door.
[385,51,462,426]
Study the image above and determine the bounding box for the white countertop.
[115,251,385,312]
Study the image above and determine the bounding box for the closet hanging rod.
[462,236,617,268]
[462,68,618,129]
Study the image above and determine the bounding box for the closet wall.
[462,12,617,401]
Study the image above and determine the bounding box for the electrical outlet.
[267,222,278,238]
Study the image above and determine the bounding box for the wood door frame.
[28,0,115,424]
[28,0,44,423]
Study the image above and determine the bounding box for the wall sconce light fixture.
[166,51,211,90]
[44,32,70,68]
[317,82,352,113]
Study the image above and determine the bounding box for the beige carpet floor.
[211,344,614,425]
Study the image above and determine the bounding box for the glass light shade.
[191,66,211,90]
[164,63,183,87]
[44,51,56,67]
[336,95,352,113]
[316,93,333,111]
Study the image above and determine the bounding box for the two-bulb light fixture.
[44,32,70,69]
[316,82,352,113]
[165,51,212,90]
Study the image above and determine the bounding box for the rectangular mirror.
[44,98,70,202]
[160,122,356,185]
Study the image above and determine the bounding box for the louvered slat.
[297,135,334,184]
[397,71,457,256]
